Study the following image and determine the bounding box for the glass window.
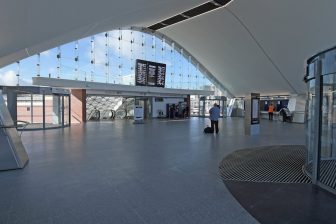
[319,74,336,189]
[45,95,62,128]
[1,29,225,95]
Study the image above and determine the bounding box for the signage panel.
[135,59,166,87]
[135,59,147,86]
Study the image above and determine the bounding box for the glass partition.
[305,47,336,194]
[198,96,227,117]
[0,28,229,97]
[0,86,70,130]
[190,95,200,116]
[31,94,44,129]
[17,94,32,124]
[63,96,70,125]
[45,95,62,128]
[319,74,336,189]
[305,79,315,169]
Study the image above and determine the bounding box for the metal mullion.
[312,59,323,184]
[30,94,33,123]
[42,94,45,129]
[62,95,65,127]
[69,95,71,126]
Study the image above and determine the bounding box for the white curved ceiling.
[162,0,336,96]
[0,0,207,67]
[1,0,335,96]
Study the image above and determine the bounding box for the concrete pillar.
[186,95,190,118]
[71,89,86,123]
[6,89,17,125]
[0,92,29,170]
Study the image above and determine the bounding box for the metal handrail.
[0,120,30,136]
[0,121,29,128]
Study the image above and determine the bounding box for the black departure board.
[135,59,166,87]
[147,64,157,86]
[156,63,166,87]
[135,59,147,86]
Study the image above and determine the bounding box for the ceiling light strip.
[148,0,233,30]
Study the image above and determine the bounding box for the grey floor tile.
[0,118,306,223]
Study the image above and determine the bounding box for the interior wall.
[152,97,184,118]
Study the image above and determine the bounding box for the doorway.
[199,96,227,117]
[135,97,152,119]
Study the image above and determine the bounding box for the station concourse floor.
[0,117,309,223]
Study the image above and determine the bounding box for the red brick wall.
[71,89,86,123]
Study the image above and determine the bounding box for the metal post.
[68,95,71,126]
[198,97,201,116]
[42,94,45,129]
[312,59,323,184]
[7,89,17,125]
[62,95,65,127]
[30,94,33,123]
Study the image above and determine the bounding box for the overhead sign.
[135,60,147,86]
[135,59,166,87]
[251,93,260,125]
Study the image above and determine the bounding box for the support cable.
[74,41,79,80]
[36,53,40,77]
[57,46,61,79]
[16,61,20,86]
[105,32,110,83]
[90,36,95,82]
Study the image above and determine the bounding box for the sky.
[0,29,212,90]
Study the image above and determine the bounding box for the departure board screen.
[135,59,147,86]
[135,59,166,87]
[147,64,157,86]
[156,63,166,87]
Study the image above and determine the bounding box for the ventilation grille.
[219,145,311,184]
[148,0,232,30]
[306,160,336,190]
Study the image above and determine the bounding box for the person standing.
[268,103,274,120]
[209,103,220,133]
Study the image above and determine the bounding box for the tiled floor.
[0,118,306,224]
[225,181,336,224]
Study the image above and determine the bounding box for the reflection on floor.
[221,144,336,223]
[225,181,336,224]
[0,117,319,224]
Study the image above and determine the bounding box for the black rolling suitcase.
[204,126,214,133]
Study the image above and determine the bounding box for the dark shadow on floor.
[225,181,336,224]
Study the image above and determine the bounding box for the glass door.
[305,79,315,170]
[319,74,336,189]
[204,99,220,117]
[199,97,205,117]
[137,98,150,119]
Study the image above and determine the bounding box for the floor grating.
[219,145,311,183]
[306,160,336,190]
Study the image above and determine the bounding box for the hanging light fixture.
[90,36,95,82]
[74,41,79,80]
[16,61,20,86]
[105,32,109,83]
[56,46,61,79]
[36,53,40,77]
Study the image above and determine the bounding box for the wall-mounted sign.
[135,59,166,87]
[251,93,260,125]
